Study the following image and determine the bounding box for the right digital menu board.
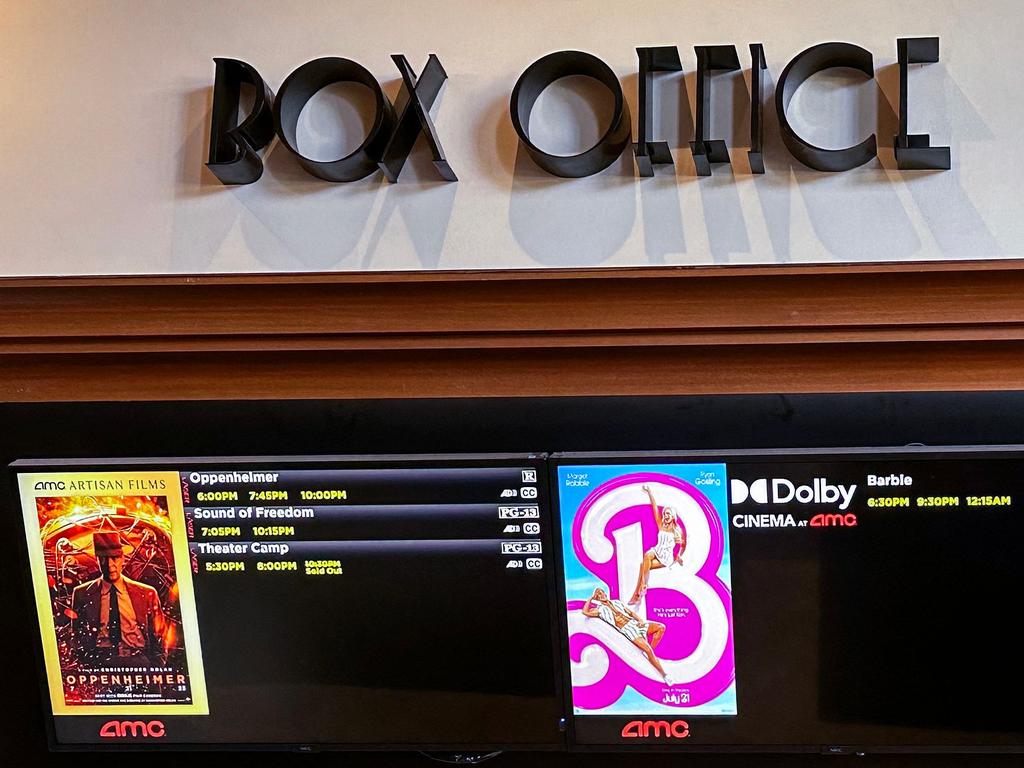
[552,448,1024,752]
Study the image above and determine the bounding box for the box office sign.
[207,38,950,186]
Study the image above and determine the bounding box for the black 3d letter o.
[273,57,396,182]
[510,51,632,178]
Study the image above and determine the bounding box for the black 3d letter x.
[379,54,457,182]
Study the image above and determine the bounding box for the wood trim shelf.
[2,261,1023,401]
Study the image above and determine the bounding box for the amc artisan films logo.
[99,720,165,738]
[206,37,950,186]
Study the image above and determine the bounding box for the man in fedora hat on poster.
[71,532,164,667]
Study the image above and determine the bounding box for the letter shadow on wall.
[507,77,636,268]
[247,79,455,271]
[875,62,1001,260]
[623,69,689,264]
[690,66,751,264]
[749,68,791,261]
[360,129,458,270]
[172,87,247,272]
[237,132,381,272]
[183,79,456,272]
[754,65,920,263]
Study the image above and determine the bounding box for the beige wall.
[0,0,1018,274]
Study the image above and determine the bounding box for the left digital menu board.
[12,455,564,750]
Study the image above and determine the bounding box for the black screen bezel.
[6,391,1024,756]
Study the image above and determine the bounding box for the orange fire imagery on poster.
[18,472,208,715]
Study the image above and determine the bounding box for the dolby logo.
[730,477,857,511]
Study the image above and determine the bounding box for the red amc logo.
[621,720,690,739]
[99,720,166,739]
[810,513,858,528]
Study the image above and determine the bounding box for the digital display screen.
[13,455,562,749]
[553,450,1024,751]
[14,447,1024,753]
[556,463,736,721]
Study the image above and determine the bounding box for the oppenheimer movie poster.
[18,472,208,715]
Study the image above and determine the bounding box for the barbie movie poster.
[558,463,736,716]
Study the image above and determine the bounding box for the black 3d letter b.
[206,58,276,185]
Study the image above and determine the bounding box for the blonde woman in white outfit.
[628,483,686,606]
[582,587,669,682]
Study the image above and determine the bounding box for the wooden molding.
[2,261,1024,401]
